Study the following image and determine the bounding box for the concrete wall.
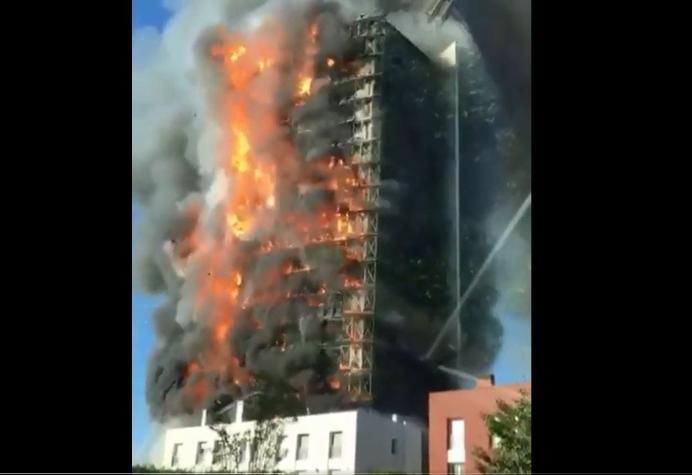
[428,383,530,474]
[161,408,422,474]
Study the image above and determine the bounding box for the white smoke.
[132,0,268,295]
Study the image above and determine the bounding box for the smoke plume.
[451,0,531,379]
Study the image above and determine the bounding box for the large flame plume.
[136,0,374,420]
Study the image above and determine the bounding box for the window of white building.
[212,440,223,465]
[195,441,207,465]
[329,431,343,459]
[448,462,464,474]
[239,439,247,462]
[447,419,464,450]
[276,435,288,461]
[296,434,310,460]
[391,438,398,455]
[171,443,182,467]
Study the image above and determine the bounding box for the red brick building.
[428,376,530,474]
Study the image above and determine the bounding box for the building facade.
[348,14,459,418]
[428,376,530,474]
[240,13,459,418]
[161,404,423,474]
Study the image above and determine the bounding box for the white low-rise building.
[160,403,423,474]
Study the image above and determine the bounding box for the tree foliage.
[473,391,531,474]
[131,466,192,474]
[210,418,285,474]
[131,466,280,474]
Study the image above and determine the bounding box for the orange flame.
[257,58,272,72]
[229,45,247,63]
[179,14,357,402]
[231,129,251,173]
[344,276,362,288]
[328,376,341,390]
[215,321,230,342]
[336,214,349,235]
[297,76,313,96]
[185,361,200,378]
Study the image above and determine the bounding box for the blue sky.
[131,0,530,460]
[132,2,169,462]
[132,0,170,30]
[132,206,163,461]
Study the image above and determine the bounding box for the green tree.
[131,466,192,473]
[131,465,281,474]
[210,418,285,474]
[473,391,531,474]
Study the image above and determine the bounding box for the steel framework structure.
[319,15,390,402]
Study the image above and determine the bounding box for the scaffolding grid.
[325,15,388,402]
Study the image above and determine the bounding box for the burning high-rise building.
[133,0,516,426]
[206,11,459,417]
